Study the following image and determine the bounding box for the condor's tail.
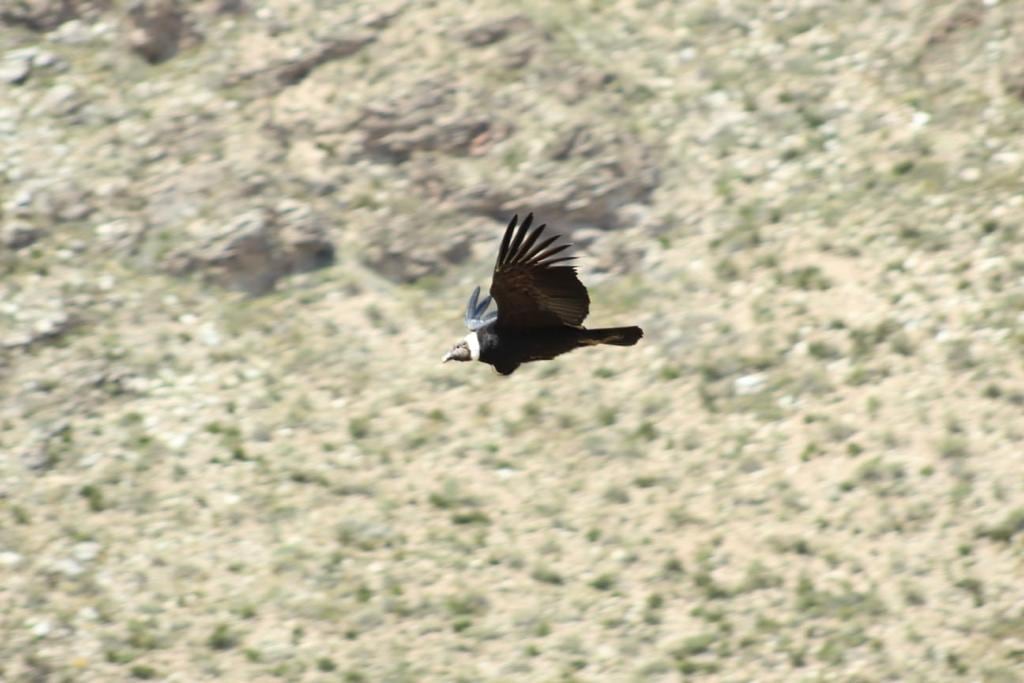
[580,326,644,347]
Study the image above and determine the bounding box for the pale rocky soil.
[2,1,1024,681]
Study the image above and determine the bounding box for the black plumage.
[443,213,643,375]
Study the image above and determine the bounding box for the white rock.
[910,111,930,129]
[53,558,84,577]
[53,19,93,45]
[734,373,766,395]
[73,542,101,562]
[994,151,1021,167]
[31,50,61,69]
[0,551,24,567]
[37,83,82,117]
[198,322,222,347]
[0,52,32,85]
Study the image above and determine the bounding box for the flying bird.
[443,213,643,375]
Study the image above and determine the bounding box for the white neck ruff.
[464,332,481,361]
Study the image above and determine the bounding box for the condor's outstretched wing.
[489,213,590,329]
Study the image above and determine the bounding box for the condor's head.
[442,332,480,364]
[442,286,494,364]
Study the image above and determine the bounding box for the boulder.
[163,201,335,294]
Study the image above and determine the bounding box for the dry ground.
[2,1,1023,681]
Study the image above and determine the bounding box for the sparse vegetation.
[977,509,1024,543]
[0,1,1021,681]
[531,566,564,586]
[207,624,240,651]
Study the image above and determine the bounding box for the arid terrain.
[2,1,1023,681]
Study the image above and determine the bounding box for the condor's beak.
[442,350,454,363]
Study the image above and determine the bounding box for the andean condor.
[443,213,643,375]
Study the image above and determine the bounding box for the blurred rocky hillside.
[2,1,1023,681]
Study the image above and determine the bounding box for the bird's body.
[467,322,642,375]
[443,213,643,375]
